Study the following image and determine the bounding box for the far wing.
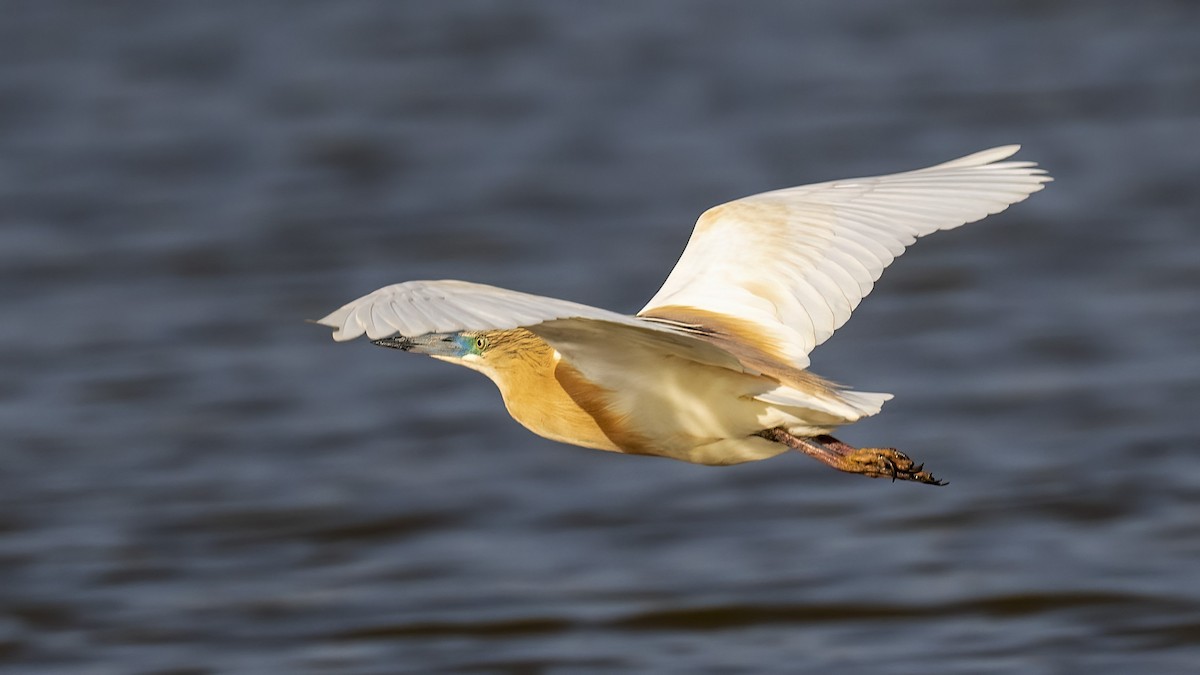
[639,145,1051,368]
[316,278,752,372]
[316,279,661,341]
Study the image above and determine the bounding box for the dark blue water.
[2,2,1198,673]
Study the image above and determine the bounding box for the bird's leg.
[756,428,946,486]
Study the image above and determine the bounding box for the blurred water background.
[1,1,1199,673]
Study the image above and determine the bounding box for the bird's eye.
[474,336,488,351]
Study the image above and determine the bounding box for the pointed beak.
[371,333,462,357]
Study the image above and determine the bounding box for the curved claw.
[844,447,947,487]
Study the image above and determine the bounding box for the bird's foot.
[756,429,946,486]
[840,447,946,486]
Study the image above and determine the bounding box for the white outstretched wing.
[316,279,751,372]
[317,279,656,341]
[639,145,1051,368]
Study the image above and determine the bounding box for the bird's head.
[372,329,546,379]
[373,331,489,359]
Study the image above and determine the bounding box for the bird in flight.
[318,146,1050,485]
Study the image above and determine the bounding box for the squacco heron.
[318,146,1050,485]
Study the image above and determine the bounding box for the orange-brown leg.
[757,429,946,486]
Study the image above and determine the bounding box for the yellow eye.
[474,336,488,351]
